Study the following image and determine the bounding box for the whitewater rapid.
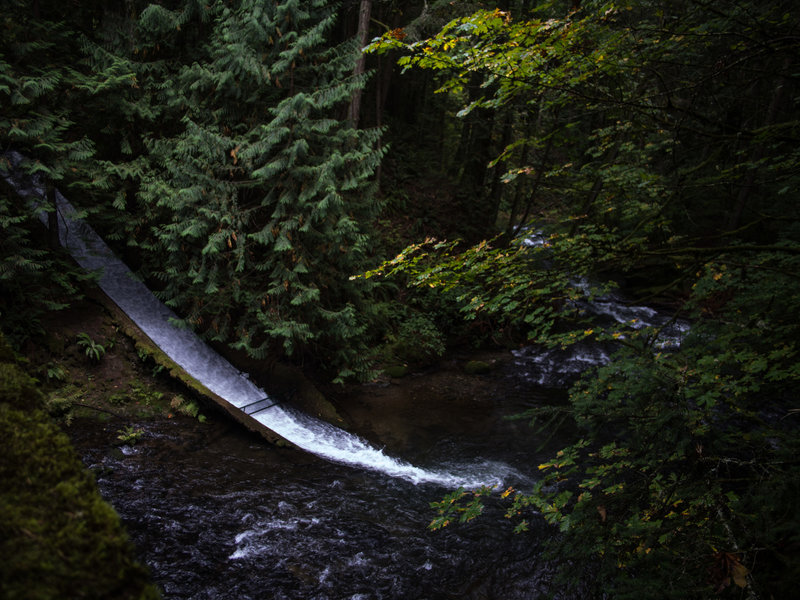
[4,153,514,488]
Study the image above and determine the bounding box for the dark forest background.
[2,1,799,597]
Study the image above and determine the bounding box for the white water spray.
[3,154,512,488]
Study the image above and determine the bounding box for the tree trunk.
[347,0,372,127]
[488,113,514,228]
[512,130,555,237]
[726,57,791,231]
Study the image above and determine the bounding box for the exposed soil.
[21,291,203,425]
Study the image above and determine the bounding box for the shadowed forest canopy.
[2,0,385,381]
[1,0,800,598]
[365,2,800,597]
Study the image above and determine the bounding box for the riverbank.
[22,290,526,455]
[0,332,161,600]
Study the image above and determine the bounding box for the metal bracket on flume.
[240,396,281,416]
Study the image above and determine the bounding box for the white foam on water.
[229,518,315,560]
[4,154,517,489]
[253,406,513,488]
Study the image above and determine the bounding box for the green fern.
[76,333,105,362]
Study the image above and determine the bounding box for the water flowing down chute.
[53,194,511,486]
[3,154,514,488]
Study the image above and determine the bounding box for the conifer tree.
[0,1,126,337]
[134,0,384,379]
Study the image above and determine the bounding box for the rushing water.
[3,151,525,488]
[510,292,689,388]
[514,232,689,388]
[68,380,562,600]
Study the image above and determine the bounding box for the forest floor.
[23,293,183,420]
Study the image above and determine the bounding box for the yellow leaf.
[597,505,607,522]
[732,563,749,588]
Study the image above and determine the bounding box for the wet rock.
[464,360,493,375]
[270,362,349,429]
[383,364,409,378]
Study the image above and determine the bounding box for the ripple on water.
[73,413,572,599]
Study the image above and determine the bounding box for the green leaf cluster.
[428,252,800,597]
[376,0,800,597]
[76,332,106,362]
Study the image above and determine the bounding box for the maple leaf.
[709,552,749,593]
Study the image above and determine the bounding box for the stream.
[67,369,564,600]
[59,283,684,599]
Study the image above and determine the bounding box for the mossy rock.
[0,331,160,599]
[383,364,410,378]
[464,360,493,375]
[0,361,42,411]
[0,400,160,599]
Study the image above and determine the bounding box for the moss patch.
[464,360,493,375]
[383,364,410,378]
[0,336,160,600]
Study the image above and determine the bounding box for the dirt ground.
[21,292,196,423]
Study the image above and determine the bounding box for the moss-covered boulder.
[383,364,410,378]
[0,334,160,600]
[0,361,41,411]
[464,360,493,375]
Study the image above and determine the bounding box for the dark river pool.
[66,360,573,600]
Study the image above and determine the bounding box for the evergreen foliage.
[130,0,384,379]
[0,171,92,342]
[0,1,146,341]
[2,0,385,379]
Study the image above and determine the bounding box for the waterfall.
[3,153,514,488]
